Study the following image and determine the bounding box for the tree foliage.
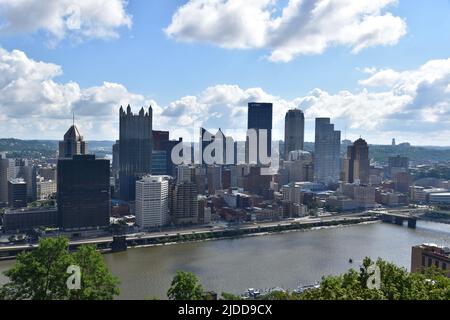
[0,237,120,300]
[222,258,450,300]
[167,271,205,300]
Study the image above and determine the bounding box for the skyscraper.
[57,155,110,230]
[171,182,198,225]
[8,178,27,208]
[14,159,37,202]
[135,175,169,228]
[152,130,181,176]
[119,105,153,201]
[59,125,87,158]
[343,138,370,184]
[246,102,273,164]
[388,155,409,178]
[207,165,222,194]
[314,118,341,185]
[284,109,305,159]
[0,152,14,205]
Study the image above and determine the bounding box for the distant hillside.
[0,139,114,159]
[2,138,450,164]
[301,142,450,165]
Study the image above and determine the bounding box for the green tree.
[68,245,120,300]
[299,257,450,300]
[167,271,205,300]
[0,237,120,300]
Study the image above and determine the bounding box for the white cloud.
[3,48,450,145]
[0,48,144,139]
[0,0,132,43]
[165,0,406,62]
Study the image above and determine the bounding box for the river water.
[0,221,449,299]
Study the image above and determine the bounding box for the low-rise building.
[326,196,358,212]
[411,243,450,277]
[2,206,58,233]
[429,192,450,205]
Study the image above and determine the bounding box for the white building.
[135,175,170,228]
[37,178,56,200]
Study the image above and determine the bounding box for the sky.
[1,0,450,145]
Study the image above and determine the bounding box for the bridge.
[380,210,420,229]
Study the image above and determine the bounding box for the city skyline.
[0,1,450,145]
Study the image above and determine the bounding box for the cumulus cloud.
[0,48,145,139]
[3,47,450,145]
[165,0,406,62]
[0,0,132,43]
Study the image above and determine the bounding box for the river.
[0,221,449,299]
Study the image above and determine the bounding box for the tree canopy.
[167,271,205,300]
[254,258,450,300]
[0,237,120,300]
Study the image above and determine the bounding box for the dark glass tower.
[343,138,370,184]
[119,105,153,201]
[284,109,305,159]
[246,102,273,164]
[57,155,110,230]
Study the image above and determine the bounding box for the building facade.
[59,125,87,159]
[171,182,198,225]
[119,105,153,201]
[343,138,370,185]
[314,118,341,185]
[135,175,169,228]
[57,155,110,230]
[284,109,305,159]
[246,102,273,165]
[8,178,27,208]
[411,244,450,277]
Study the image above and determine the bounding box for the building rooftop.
[63,125,83,141]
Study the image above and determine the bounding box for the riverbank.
[0,215,379,261]
[2,220,449,299]
[124,219,381,252]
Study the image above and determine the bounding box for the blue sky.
[1,0,450,145]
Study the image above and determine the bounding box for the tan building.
[411,243,450,277]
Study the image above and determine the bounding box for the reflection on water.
[0,221,449,300]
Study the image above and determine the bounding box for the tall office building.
[177,164,195,183]
[171,182,198,225]
[246,102,273,164]
[284,109,305,159]
[57,155,110,230]
[152,131,170,150]
[59,125,87,158]
[207,165,222,195]
[1,154,36,205]
[200,128,230,165]
[0,152,14,205]
[8,178,27,208]
[314,118,341,185]
[388,155,409,178]
[284,150,314,183]
[152,130,181,176]
[343,138,370,184]
[112,140,120,172]
[119,105,153,201]
[135,175,169,228]
[14,159,37,202]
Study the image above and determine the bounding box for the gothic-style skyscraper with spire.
[119,105,153,201]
